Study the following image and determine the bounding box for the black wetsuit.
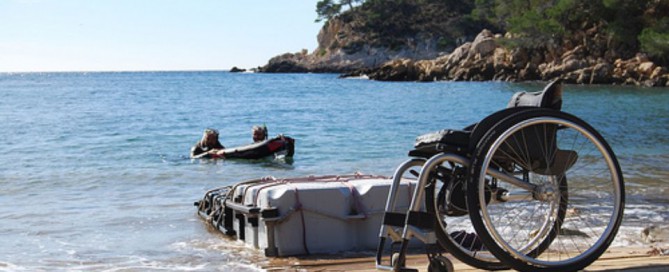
[190,142,225,158]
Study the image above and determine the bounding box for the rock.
[519,62,540,80]
[229,66,246,73]
[590,62,613,84]
[624,77,639,86]
[416,59,445,81]
[563,59,586,72]
[444,42,472,71]
[261,19,669,86]
[368,59,420,81]
[561,45,585,62]
[651,66,666,80]
[478,59,496,80]
[576,68,592,84]
[638,61,656,76]
[562,71,580,84]
[260,53,309,73]
[603,54,669,86]
[468,29,497,59]
[492,47,509,70]
[338,68,371,79]
[510,48,529,70]
[261,60,309,73]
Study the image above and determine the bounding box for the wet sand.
[262,246,669,271]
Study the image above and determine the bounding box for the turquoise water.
[1,72,667,270]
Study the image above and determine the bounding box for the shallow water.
[1,72,667,270]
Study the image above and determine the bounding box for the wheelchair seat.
[408,79,564,159]
[409,129,470,158]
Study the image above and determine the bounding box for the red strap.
[267,140,283,152]
[286,183,310,255]
[341,180,368,219]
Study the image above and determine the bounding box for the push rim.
[474,114,624,268]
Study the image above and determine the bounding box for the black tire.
[428,255,454,272]
[424,157,508,270]
[467,109,625,272]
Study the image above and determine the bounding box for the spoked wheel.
[423,154,507,270]
[467,109,625,272]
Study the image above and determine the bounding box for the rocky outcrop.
[260,13,669,87]
[229,66,246,73]
[341,30,669,87]
[261,52,310,73]
[260,18,456,73]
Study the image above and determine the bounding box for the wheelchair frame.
[376,81,625,272]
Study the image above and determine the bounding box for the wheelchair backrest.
[507,79,563,110]
[468,79,563,152]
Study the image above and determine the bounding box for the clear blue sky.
[0,0,323,72]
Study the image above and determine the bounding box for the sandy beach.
[262,246,669,272]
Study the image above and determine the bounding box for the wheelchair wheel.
[423,154,507,270]
[467,109,625,272]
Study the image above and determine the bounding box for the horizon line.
[0,68,259,74]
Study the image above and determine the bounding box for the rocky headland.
[342,29,669,87]
[258,0,669,87]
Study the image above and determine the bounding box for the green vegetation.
[467,0,668,57]
[316,0,364,22]
[315,0,669,64]
[317,0,482,51]
[638,13,669,63]
[639,26,669,63]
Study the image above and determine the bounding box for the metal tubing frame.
[378,152,541,271]
[392,153,471,271]
[379,158,426,238]
[376,158,425,270]
[403,153,470,237]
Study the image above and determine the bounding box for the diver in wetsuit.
[190,128,225,158]
[252,125,268,143]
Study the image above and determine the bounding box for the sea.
[1,71,668,271]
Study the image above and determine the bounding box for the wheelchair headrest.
[507,79,563,110]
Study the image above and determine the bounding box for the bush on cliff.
[313,0,668,62]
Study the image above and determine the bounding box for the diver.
[190,128,225,158]
[252,125,268,143]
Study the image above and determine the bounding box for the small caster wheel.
[428,255,454,272]
[391,252,404,268]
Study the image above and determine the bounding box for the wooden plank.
[261,247,669,272]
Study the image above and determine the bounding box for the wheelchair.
[376,79,625,272]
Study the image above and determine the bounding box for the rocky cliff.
[261,17,461,73]
[345,29,669,87]
[259,1,669,87]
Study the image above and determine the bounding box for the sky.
[0,0,323,72]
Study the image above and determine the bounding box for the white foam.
[0,261,28,272]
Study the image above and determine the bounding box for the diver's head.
[252,125,267,142]
[201,128,219,146]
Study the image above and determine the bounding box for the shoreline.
[261,246,669,271]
